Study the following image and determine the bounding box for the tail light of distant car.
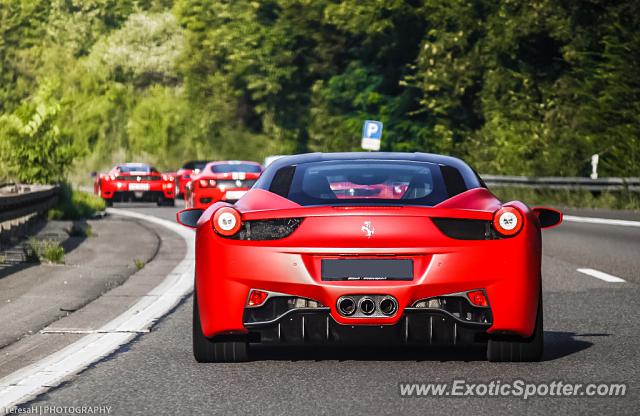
[162,174,174,181]
[198,179,217,188]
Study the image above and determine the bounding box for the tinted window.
[211,163,261,173]
[119,165,155,173]
[271,161,466,206]
[182,161,208,170]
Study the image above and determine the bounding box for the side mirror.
[532,207,563,229]
[176,208,204,229]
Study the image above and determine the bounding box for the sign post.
[361,120,383,151]
[590,154,599,179]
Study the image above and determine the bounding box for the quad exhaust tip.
[379,296,398,316]
[336,295,398,317]
[359,297,376,315]
[337,297,356,316]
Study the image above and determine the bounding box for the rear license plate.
[128,183,149,191]
[321,259,413,281]
[225,190,247,200]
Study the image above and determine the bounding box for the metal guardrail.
[481,175,640,192]
[0,185,59,243]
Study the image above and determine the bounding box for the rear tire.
[193,293,248,363]
[103,198,113,207]
[157,197,175,207]
[487,294,543,362]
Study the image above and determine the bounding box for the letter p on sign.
[361,120,383,151]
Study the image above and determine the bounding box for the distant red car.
[185,161,262,209]
[94,163,175,206]
[177,152,563,363]
[175,160,210,198]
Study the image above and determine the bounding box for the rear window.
[269,161,467,206]
[211,163,261,173]
[182,161,208,170]
[119,165,156,173]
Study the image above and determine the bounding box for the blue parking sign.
[361,120,383,150]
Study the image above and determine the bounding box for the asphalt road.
[16,203,640,415]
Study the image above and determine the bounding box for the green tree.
[0,79,75,183]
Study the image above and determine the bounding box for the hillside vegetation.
[1,0,638,183]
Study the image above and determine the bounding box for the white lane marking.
[0,209,194,411]
[564,215,640,228]
[577,268,626,283]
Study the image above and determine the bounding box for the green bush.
[49,184,106,220]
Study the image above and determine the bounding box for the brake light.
[198,179,216,187]
[213,207,242,236]
[467,290,489,307]
[493,207,523,237]
[247,289,269,307]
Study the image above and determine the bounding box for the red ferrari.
[95,163,175,206]
[175,160,210,198]
[185,160,262,209]
[176,153,562,362]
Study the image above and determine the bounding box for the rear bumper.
[100,182,174,200]
[102,190,171,202]
[195,219,541,340]
[191,188,249,208]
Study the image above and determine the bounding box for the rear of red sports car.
[186,161,263,209]
[96,163,175,206]
[177,153,562,363]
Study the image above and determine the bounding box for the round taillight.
[213,207,242,236]
[199,179,209,188]
[493,206,524,236]
[209,179,217,187]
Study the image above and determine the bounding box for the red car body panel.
[186,161,263,209]
[176,161,210,197]
[193,187,542,340]
[176,169,193,197]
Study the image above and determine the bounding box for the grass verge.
[24,238,65,264]
[492,187,640,211]
[49,184,106,220]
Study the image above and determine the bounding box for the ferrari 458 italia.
[185,161,263,209]
[176,153,562,362]
[95,163,176,206]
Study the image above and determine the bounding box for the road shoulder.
[0,214,186,378]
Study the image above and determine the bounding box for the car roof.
[205,160,261,167]
[258,152,483,190]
